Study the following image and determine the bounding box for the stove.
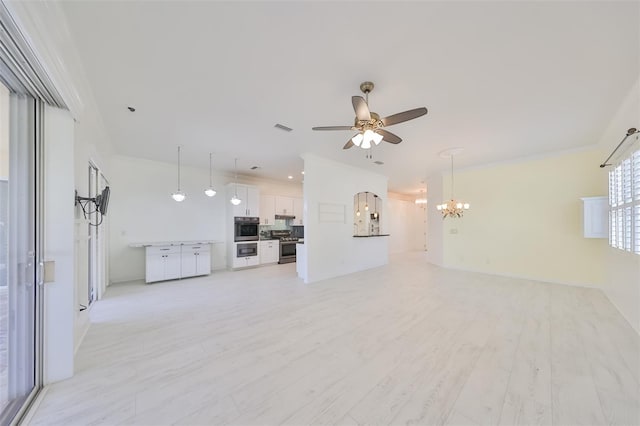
[270,230,298,263]
[280,237,299,242]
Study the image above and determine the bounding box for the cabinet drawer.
[146,246,181,256]
[182,244,211,254]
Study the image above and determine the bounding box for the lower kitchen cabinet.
[145,243,211,283]
[181,244,211,277]
[232,255,260,268]
[260,240,279,264]
[146,246,181,283]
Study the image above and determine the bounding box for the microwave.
[234,217,259,242]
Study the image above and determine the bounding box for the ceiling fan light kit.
[312,81,428,152]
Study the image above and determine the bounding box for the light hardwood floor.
[28,253,639,425]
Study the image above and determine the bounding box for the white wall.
[426,172,444,266]
[302,153,388,284]
[109,154,302,283]
[387,193,426,254]
[43,105,75,383]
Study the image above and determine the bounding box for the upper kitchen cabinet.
[227,183,260,218]
[260,195,276,225]
[293,197,304,225]
[275,195,294,216]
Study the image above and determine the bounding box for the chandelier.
[437,150,470,218]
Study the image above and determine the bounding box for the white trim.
[12,385,49,426]
[2,0,84,117]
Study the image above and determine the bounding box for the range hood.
[275,214,296,220]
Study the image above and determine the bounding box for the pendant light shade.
[171,146,186,202]
[230,158,242,205]
[356,192,361,217]
[204,153,217,197]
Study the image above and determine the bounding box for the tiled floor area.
[28,253,639,425]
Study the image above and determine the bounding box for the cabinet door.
[196,251,211,275]
[231,184,249,217]
[275,196,294,215]
[164,253,182,280]
[246,186,260,217]
[145,254,165,283]
[260,195,275,225]
[293,197,304,225]
[181,252,197,278]
[246,256,260,267]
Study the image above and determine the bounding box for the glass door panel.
[0,83,38,423]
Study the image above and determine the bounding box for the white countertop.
[129,240,222,248]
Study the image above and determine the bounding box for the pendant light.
[204,153,217,197]
[171,146,186,202]
[356,192,361,217]
[230,158,242,205]
[364,191,369,211]
[437,150,470,218]
[373,194,379,219]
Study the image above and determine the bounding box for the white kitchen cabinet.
[293,197,304,225]
[260,240,279,264]
[145,246,181,283]
[228,183,260,217]
[260,195,276,225]
[181,243,211,277]
[581,196,608,238]
[232,255,260,268]
[275,195,294,216]
[145,243,212,283]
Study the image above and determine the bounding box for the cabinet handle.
[160,248,170,251]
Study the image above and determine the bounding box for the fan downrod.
[360,81,374,94]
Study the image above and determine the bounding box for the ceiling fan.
[312,81,428,150]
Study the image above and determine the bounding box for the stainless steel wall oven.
[234,216,259,241]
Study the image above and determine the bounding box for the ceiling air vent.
[274,123,293,132]
[374,161,384,165]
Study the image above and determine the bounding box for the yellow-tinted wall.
[443,148,608,286]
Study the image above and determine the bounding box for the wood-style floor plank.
[26,253,640,426]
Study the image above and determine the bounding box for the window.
[609,148,640,254]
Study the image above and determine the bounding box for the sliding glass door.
[0,81,41,424]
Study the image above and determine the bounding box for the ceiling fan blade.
[352,96,371,121]
[377,129,402,144]
[381,107,428,127]
[312,125,354,131]
[343,139,355,150]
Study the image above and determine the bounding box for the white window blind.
[609,147,640,254]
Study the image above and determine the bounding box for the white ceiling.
[59,1,639,194]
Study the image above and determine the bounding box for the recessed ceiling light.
[127,106,136,112]
[287,175,293,180]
